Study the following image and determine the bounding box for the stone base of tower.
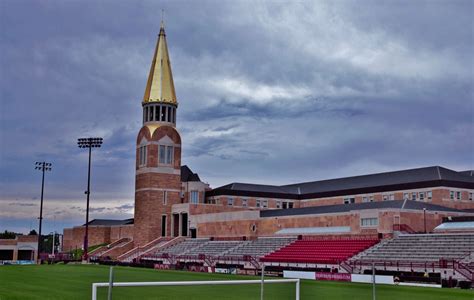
[133,175,182,246]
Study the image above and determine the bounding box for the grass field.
[0,265,472,300]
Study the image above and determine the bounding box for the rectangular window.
[282,202,288,209]
[369,196,374,202]
[382,195,388,201]
[256,200,261,208]
[469,192,473,201]
[163,190,167,205]
[412,192,417,201]
[403,193,409,200]
[276,201,281,209]
[159,145,166,164]
[190,191,199,204]
[362,196,369,203]
[344,197,355,204]
[227,197,233,206]
[242,198,248,207]
[427,191,432,200]
[166,146,173,164]
[288,202,294,208]
[361,218,378,227]
[389,194,395,201]
[139,145,147,166]
[450,191,455,200]
[456,191,462,200]
[262,200,268,208]
[419,192,425,201]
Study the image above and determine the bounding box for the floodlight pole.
[78,137,103,262]
[84,143,92,261]
[35,161,52,263]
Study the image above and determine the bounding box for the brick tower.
[133,22,182,246]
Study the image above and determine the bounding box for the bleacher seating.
[225,237,296,258]
[262,239,378,264]
[185,241,242,256]
[152,238,209,256]
[355,234,474,262]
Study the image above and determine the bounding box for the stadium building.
[62,23,474,284]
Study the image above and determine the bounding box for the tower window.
[242,198,248,207]
[163,190,167,205]
[159,145,166,163]
[138,145,147,166]
[166,146,173,164]
[427,191,432,200]
[159,145,174,165]
[227,197,233,206]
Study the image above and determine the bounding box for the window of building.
[190,191,199,204]
[262,200,268,208]
[282,202,288,209]
[427,191,432,200]
[389,194,395,201]
[403,193,409,200]
[138,145,147,166]
[242,198,248,207]
[228,197,233,206]
[369,196,374,202]
[159,145,166,163]
[344,197,355,204]
[419,192,425,201]
[411,192,417,201]
[163,190,167,205]
[361,218,378,227]
[450,191,455,200]
[362,196,369,203]
[382,195,388,201]
[256,200,261,208]
[469,192,473,201]
[288,202,294,209]
[166,146,173,164]
[159,145,174,165]
[276,201,281,209]
[456,191,462,200]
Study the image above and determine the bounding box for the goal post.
[92,279,300,300]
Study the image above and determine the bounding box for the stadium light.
[77,137,103,261]
[35,161,52,263]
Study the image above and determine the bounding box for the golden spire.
[143,19,177,105]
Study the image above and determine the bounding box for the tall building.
[63,23,474,255]
[133,22,183,246]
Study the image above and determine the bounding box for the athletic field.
[0,265,471,300]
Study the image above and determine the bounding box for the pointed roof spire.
[143,16,177,105]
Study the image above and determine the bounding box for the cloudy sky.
[1,0,473,234]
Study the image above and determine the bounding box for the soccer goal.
[91,278,300,300]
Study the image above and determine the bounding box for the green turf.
[0,265,471,300]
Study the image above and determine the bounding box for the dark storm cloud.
[1,0,473,233]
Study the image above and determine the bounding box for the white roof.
[276,226,351,235]
[434,222,474,231]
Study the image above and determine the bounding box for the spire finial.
[161,9,165,29]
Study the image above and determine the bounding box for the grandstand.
[262,239,378,264]
[225,237,296,258]
[353,234,474,262]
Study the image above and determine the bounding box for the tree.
[28,229,38,235]
[0,230,17,239]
